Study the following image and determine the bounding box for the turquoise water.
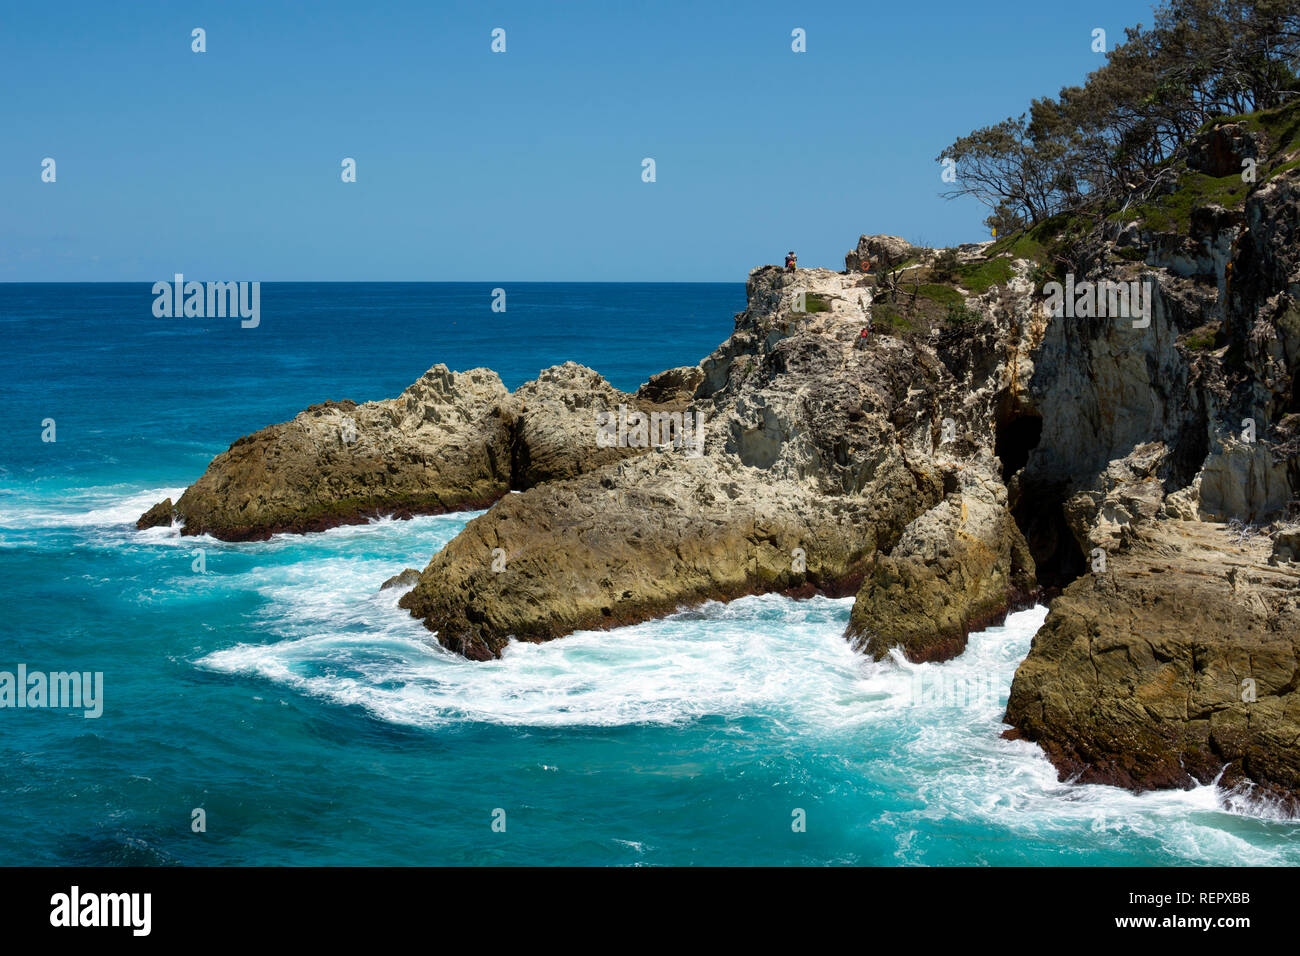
[2,283,1298,865]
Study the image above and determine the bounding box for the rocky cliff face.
[403,265,949,658]
[139,116,1300,805]
[999,114,1300,804]
[396,257,1059,663]
[847,458,1036,663]
[1005,519,1300,802]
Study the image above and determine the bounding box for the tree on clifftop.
[937,0,1300,227]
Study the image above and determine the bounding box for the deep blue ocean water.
[2,282,1297,866]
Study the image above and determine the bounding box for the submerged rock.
[380,568,422,591]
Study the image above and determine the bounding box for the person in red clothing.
[784,251,797,272]
[855,318,871,349]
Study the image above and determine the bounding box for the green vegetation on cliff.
[938,1,1299,234]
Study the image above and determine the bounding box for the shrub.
[871,303,914,335]
[945,303,983,326]
[931,248,960,282]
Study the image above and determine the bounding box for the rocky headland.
[140,113,1300,805]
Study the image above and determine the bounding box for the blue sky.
[2,0,1159,281]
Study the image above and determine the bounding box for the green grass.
[1184,330,1218,351]
[802,293,831,314]
[1121,170,1251,233]
[985,211,1087,267]
[986,233,1045,263]
[1267,158,1300,181]
[1004,234,1048,262]
[955,257,1014,294]
[1215,99,1300,156]
[917,283,964,306]
[871,303,916,335]
[1117,102,1300,234]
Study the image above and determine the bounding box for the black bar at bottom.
[0,866,1277,942]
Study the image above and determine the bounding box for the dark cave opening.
[1011,480,1088,589]
[996,408,1086,590]
[995,412,1042,483]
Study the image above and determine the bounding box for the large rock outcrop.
[847,458,1036,662]
[509,361,686,488]
[400,262,1039,661]
[1006,520,1300,802]
[136,362,669,541]
[399,453,925,660]
[1001,119,1300,801]
[137,365,515,540]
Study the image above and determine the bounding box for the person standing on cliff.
[854,318,871,349]
[785,251,797,272]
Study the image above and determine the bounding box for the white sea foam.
[197,554,1300,861]
[0,487,186,530]
[844,605,1294,862]
[201,564,867,729]
[0,484,481,554]
[24,483,1295,859]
